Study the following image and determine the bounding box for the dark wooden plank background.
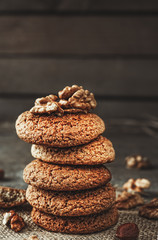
[0,0,158,12]
[0,16,158,55]
[0,0,157,121]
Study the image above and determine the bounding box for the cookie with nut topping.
[31,135,115,165]
[16,86,103,147]
[16,111,105,147]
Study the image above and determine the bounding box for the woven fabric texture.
[0,206,157,240]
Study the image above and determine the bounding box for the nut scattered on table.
[139,198,158,219]
[3,210,25,232]
[116,191,144,209]
[0,169,4,180]
[116,223,139,240]
[123,178,151,193]
[125,155,152,169]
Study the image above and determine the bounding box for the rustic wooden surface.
[0,16,158,55]
[0,59,158,97]
[0,0,158,12]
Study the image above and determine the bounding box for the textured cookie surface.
[0,186,26,208]
[31,135,115,165]
[31,206,118,234]
[23,159,111,191]
[26,183,115,216]
[16,111,105,147]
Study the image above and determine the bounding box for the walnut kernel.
[3,210,25,232]
[30,86,97,115]
[139,198,158,219]
[123,178,150,192]
[58,85,97,113]
[30,94,64,116]
[116,191,144,209]
[125,155,152,169]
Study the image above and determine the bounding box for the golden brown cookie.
[16,111,105,147]
[31,135,115,165]
[31,206,118,234]
[26,183,115,216]
[23,159,111,191]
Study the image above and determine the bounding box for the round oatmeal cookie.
[23,159,111,191]
[31,206,118,234]
[31,135,115,165]
[26,183,115,216]
[16,111,105,147]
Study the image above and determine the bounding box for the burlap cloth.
[0,205,157,240]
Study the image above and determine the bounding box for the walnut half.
[125,155,152,169]
[139,198,158,219]
[116,191,144,209]
[30,85,97,115]
[58,85,97,113]
[3,210,25,232]
[30,94,64,116]
[123,178,151,193]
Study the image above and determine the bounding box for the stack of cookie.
[16,85,118,234]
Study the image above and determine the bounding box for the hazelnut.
[116,223,139,240]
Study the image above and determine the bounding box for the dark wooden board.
[0,98,157,122]
[0,16,158,55]
[0,0,158,12]
[0,58,158,96]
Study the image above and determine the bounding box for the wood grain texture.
[0,59,158,96]
[0,16,158,55]
[0,0,158,12]
[0,98,157,121]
